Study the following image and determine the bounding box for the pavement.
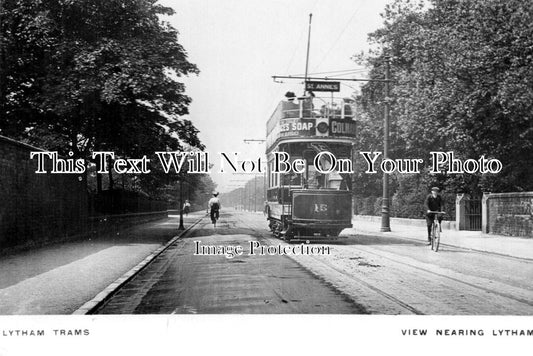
[0,211,204,315]
[350,215,533,260]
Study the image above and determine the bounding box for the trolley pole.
[304,13,312,95]
[380,57,391,232]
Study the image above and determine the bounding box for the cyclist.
[208,192,221,226]
[183,199,191,216]
[424,187,444,245]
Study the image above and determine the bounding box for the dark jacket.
[424,194,443,212]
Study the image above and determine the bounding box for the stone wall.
[484,192,533,237]
[0,135,89,249]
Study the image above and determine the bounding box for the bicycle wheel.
[431,223,436,250]
[434,223,441,252]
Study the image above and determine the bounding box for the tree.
[1,0,206,198]
[0,0,201,161]
[355,0,533,196]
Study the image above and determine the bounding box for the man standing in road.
[208,192,221,227]
[263,201,269,217]
[424,187,444,245]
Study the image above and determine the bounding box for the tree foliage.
[356,0,533,198]
[0,0,207,197]
[0,0,200,153]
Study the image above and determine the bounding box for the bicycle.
[428,211,446,252]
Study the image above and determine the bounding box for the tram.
[265,93,356,240]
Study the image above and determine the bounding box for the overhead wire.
[266,22,307,113]
[266,0,321,112]
[311,0,367,72]
[291,68,367,77]
[340,81,361,92]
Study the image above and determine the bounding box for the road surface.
[96,212,362,313]
[95,211,533,314]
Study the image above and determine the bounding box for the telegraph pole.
[254,176,257,212]
[243,138,267,213]
[380,57,391,232]
[178,179,185,230]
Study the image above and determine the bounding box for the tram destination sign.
[305,80,340,92]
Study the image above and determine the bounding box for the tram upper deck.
[266,96,356,153]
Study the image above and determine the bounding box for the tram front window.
[282,172,303,186]
[306,166,347,190]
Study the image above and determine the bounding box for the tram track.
[302,254,425,314]
[339,244,533,307]
[267,239,425,314]
[238,216,425,315]
[237,214,533,315]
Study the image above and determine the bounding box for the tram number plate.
[314,203,328,213]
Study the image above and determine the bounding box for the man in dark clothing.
[424,187,444,244]
[208,192,221,227]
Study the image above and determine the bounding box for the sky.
[159,0,392,192]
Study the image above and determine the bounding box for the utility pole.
[254,176,257,212]
[242,138,267,214]
[178,179,185,230]
[264,169,267,208]
[380,57,391,232]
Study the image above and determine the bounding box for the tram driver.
[306,165,325,189]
